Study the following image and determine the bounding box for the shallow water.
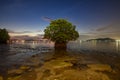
[0,41,120,80]
[68,41,120,54]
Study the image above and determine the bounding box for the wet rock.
[72,63,88,70]
[35,59,73,80]
[8,69,24,75]
[60,69,110,80]
[43,60,73,70]
[37,69,110,80]
[20,66,30,70]
[31,55,36,57]
[8,76,21,80]
[0,76,3,80]
[34,55,112,80]
[25,55,43,67]
[40,69,52,79]
[8,69,37,80]
[87,64,112,72]
[8,66,30,76]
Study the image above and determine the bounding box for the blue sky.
[0,0,120,40]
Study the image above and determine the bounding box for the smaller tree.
[0,28,10,44]
[44,19,79,50]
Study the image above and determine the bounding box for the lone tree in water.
[44,19,79,50]
[0,28,10,44]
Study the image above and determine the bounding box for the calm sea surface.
[0,41,120,66]
[68,41,120,54]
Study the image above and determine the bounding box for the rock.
[8,76,21,80]
[20,66,30,70]
[8,69,37,80]
[48,60,73,69]
[60,69,110,80]
[87,64,112,72]
[37,69,110,80]
[8,69,24,75]
[26,57,42,67]
[34,56,112,80]
[0,76,3,80]
[8,65,31,76]
[35,59,73,80]
[31,55,36,57]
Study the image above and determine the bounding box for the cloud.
[7,29,15,33]
[96,26,110,31]
[80,22,120,40]
[96,22,120,32]
[7,29,33,34]
[11,34,44,40]
[92,22,120,39]
[42,17,53,22]
[8,29,44,37]
[37,30,42,32]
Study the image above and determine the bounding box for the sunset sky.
[0,0,120,40]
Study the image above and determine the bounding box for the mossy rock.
[87,64,112,72]
[20,66,30,70]
[8,76,21,80]
[8,69,24,75]
[0,76,3,80]
[38,69,110,80]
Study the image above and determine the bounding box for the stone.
[87,64,112,72]
[0,76,3,80]
[20,66,30,70]
[34,56,112,80]
[37,69,110,80]
[8,76,21,80]
[8,69,24,75]
[37,58,73,70]
[35,59,73,80]
[61,69,110,80]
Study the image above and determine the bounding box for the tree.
[0,28,10,44]
[44,19,79,50]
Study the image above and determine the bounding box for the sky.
[0,0,120,40]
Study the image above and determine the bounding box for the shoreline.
[0,51,120,80]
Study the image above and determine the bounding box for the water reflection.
[68,41,120,54]
[0,42,120,80]
[0,44,10,80]
[0,43,54,80]
[116,40,120,52]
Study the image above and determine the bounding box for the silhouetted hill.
[87,38,115,42]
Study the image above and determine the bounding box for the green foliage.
[44,19,79,43]
[0,28,10,44]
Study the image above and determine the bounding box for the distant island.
[86,38,116,42]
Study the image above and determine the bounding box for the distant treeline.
[87,38,115,42]
[0,28,10,44]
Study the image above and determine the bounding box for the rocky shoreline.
[0,51,120,80]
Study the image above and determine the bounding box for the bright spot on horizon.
[9,32,44,37]
[116,40,120,42]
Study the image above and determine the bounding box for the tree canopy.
[44,19,79,43]
[0,28,10,44]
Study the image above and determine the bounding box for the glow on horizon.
[9,32,44,37]
[116,40,120,42]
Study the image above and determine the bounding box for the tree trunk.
[55,42,67,50]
